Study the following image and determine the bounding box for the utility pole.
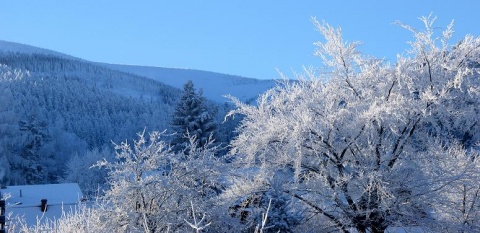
[0,198,5,233]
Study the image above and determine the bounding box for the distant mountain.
[0,50,174,149]
[100,63,278,103]
[0,40,79,60]
[0,40,278,104]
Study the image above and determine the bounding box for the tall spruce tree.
[172,80,216,151]
[15,114,53,184]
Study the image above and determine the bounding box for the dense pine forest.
[0,47,242,189]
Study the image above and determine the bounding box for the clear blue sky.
[1,1,479,79]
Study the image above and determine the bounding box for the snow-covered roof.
[0,183,83,227]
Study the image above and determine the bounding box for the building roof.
[0,183,83,227]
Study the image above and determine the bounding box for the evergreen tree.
[172,80,216,151]
[14,114,53,184]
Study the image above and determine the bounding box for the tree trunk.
[371,227,385,233]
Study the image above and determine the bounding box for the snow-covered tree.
[172,80,216,151]
[61,146,111,197]
[224,16,480,232]
[218,168,302,232]
[93,130,223,232]
[13,114,54,184]
[93,130,177,232]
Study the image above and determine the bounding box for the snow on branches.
[226,16,480,232]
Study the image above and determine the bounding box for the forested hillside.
[0,58,171,184]
[0,42,239,187]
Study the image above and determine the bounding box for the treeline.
[0,52,179,104]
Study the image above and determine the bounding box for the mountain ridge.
[0,39,278,103]
[0,40,81,61]
[100,63,278,103]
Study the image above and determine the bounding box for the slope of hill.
[0,40,280,149]
[0,40,276,185]
[0,40,279,104]
[0,40,79,60]
[100,63,278,103]
[0,41,182,185]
